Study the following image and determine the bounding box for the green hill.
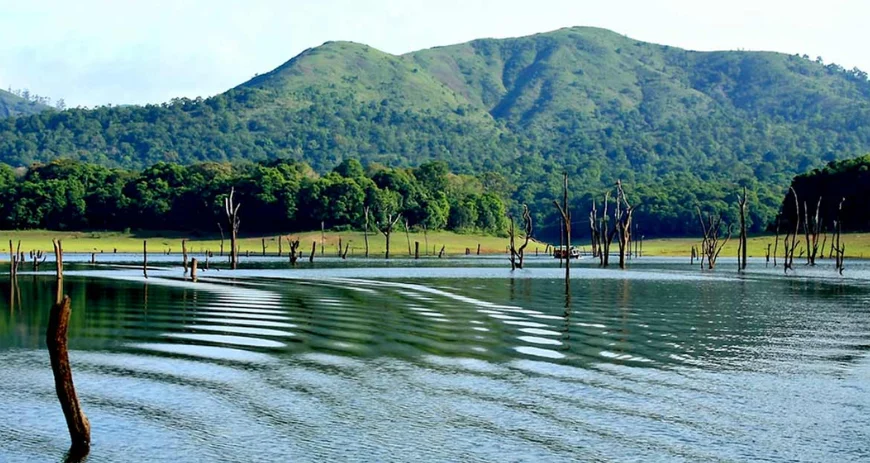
[2,26,870,234]
[0,89,51,118]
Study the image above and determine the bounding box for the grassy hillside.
[2,27,870,235]
[0,89,50,118]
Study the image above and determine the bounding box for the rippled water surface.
[1,256,868,462]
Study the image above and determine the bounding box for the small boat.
[552,246,580,259]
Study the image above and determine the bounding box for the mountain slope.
[1,27,870,232]
[0,89,51,118]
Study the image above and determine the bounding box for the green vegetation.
[2,27,870,237]
[781,154,870,231]
[0,158,509,236]
[0,89,50,118]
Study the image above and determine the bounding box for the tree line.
[0,158,509,235]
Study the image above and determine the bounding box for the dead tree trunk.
[224,187,241,270]
[182,239,189,275]
[508,205,533,270]
[737,187,748,271]
[287,238,301,265]
[773,215,780,267]
[553,173,571,283]
[364,205,370,258]
[614,180,634,269]
[697,207,732,270]
[589,202,600,259]
[404,219,412,256]
[600,192,614,267]
[783,187,801,274]
[372,211,402,259]
[217,222,225,257]
[833,198,846,275]
[47,289,90,456]
[804,197,823,266]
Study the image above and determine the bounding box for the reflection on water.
[0,257,869,462]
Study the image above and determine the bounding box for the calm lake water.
[0,255,868,462]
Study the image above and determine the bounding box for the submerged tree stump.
[47,295,90,456]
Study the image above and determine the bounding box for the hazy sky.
[0,0,864,107]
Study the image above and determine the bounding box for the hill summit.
[1,26,870,231]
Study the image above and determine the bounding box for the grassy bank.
[2,230,868,259]
[0,230,547,257]
[641,233,870,259]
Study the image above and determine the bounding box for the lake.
[0,255,868,462]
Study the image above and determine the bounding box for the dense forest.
[0,159,510,236]
[781,154,870,232]
[2,27,870,236]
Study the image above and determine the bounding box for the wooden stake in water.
[47,295,90,457]
[143,240,148,279]
[48,239,89,457]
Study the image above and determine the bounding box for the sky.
[0,0,865,107]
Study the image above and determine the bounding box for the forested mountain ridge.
[2,26,870,235]
[0,89,51,118]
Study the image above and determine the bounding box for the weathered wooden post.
[143,240,147,278]
[218,222,225,257]
[190,258,198,282]
[262,238,266,257]
[182,239,189,275]
[278,236,283,257]
[404,219,412,256]
[476,244,481,255]
[47,294,90,457]
[415,242,420,259]
[321,221,325,256]
[47,237,89,457]
[737,187,748,271]
[364,205,371,258]
[309,241,316,263]
[465,247,470,256]
[438,245,446,258]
